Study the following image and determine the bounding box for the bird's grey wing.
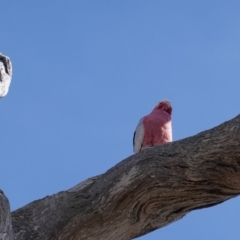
[133,117,145,153]
[0,53,12,97]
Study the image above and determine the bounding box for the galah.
[0,53,12,98]
[133,100,172,153]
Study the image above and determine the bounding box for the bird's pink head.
[153,99,172,115]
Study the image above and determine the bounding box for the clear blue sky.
[1,1,240,239]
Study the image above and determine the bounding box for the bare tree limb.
[0,53,12,97]
[0,191,12,240]
[1,114,240,239]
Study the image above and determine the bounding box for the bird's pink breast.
[142,110,172,149]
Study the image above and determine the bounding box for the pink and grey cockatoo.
[133,100,172,153]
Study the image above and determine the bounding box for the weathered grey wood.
[0,53,12,97]
[8,114,240,239]
[0,190,12,240]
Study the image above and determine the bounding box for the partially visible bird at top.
[133,99,172,153]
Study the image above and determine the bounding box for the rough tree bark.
[0,191,12,240]
[1,114,240,239]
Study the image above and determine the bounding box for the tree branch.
[0,191,12,240]
[7,115,240,239]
